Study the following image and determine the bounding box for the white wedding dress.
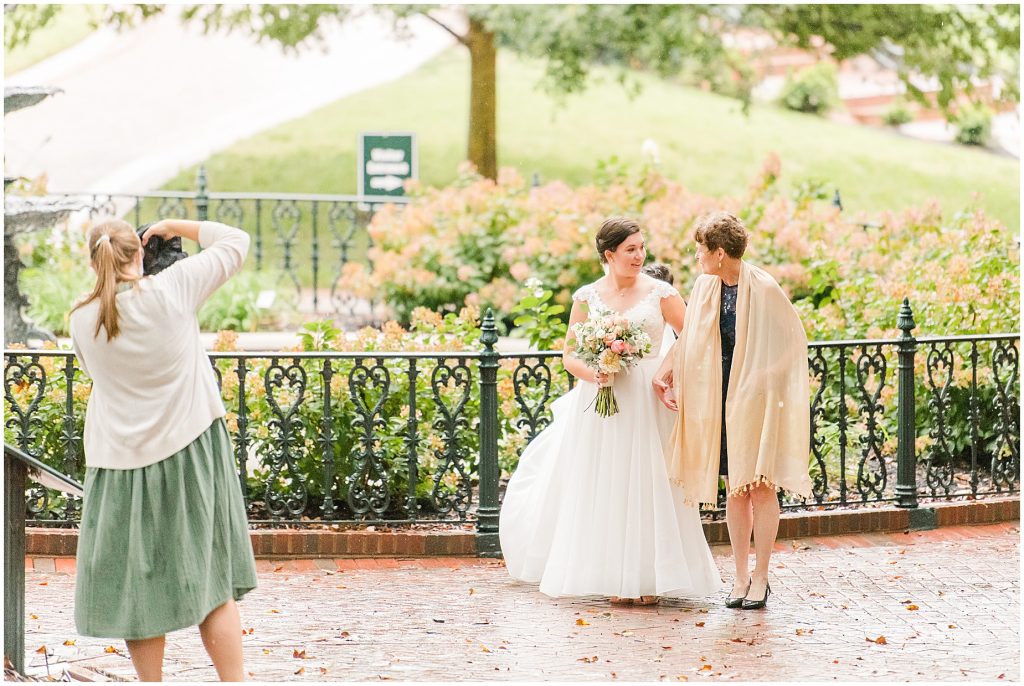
[500,280,723,599]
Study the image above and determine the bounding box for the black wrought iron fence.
[4,307,1020,554]
[49,167,409,320]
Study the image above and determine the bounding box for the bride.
[499,217,722,604]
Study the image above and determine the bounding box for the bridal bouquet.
[571,310,652,417]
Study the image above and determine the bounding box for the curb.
[24,497,1019,558]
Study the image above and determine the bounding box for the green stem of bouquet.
[595,386,619,417]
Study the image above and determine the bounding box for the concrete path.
[21,522,1019,681]
[5,10,456,192]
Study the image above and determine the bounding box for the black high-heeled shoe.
[741,581,771,610]
[725,577,751,609]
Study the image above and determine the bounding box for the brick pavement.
[19,522,1019,682]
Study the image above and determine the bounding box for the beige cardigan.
[669,261,813,506]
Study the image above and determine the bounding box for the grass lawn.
[5,5,98,76]
[164,48,1019,232]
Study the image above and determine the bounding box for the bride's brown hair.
[595,217,641,263]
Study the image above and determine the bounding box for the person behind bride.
[499,217,722,606]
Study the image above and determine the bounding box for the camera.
[136,223,188,275]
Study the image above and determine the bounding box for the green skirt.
[75,419,258,640]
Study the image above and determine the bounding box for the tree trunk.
[466,17,497,180]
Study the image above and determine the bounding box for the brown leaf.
[293,649,307,659]
[905,604,919,611]
[795,628,814,635]
[319,668,328,675]
[294,667,305,675]
[577,656,598,663]
[336,585,347,589]
[948,624,958,629]
[274,565,284,572]
[262,649,271,655]
[866,636,887,645]
[576,618,590,626]
[269,609,281,614]
[695,622,705,627]
[29,614,38,620]
[481,646,491,653]
[39,581,47,586]
[104,646,118,654]
[62,640,75,646]
[340,631,350,638]
[662,646,673,650]
[675,676,688,681]
[700,665,713,671]
[469,588,476,595]
[35,646,47,654]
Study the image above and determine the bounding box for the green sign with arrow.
[358,132,417,197]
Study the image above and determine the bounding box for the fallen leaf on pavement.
[39,582,47,586]
[262,649,271,655]
[948,624,958,629]
[269,609,281,614]
[795,628,813,635]
[866,636,887,645]
[29,614,38,620]
[576,619,590,626]
[695,622,705,628]
[578,656,598,663]
[293,649,307,659]
[469,588,476,595]
[675,676,688,681]
[104,646,118,654]
[340,631,350,638]
[619,631,634,637]
[63,640,75,646]
[35,646,47,654]
[905,604,920,611]
[320,667,328,675]
[700,665,713,671]
[294,667,305,675]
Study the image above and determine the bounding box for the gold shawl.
[669,260,813,506]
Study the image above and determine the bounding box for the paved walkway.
[20,522,1019,681]
[5,11,456,192]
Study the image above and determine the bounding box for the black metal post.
[5,453,26,674]
[321,359,335,520]
[476,309,501,556]
[195,166,209,222]
[895,298,919,508]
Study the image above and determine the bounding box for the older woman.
[653,211,812,610]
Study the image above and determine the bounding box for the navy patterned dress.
[719,283,738,476]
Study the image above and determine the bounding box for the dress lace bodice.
[573,280,680,354]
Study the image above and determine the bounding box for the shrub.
[883,101,913,126]
[779,63,839,115]
[954,102,994,146]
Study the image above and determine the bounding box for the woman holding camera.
[70,218,256,681]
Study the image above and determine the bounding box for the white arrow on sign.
[370,148,406,162]
[369,175,404,192]
[366,161,410,175]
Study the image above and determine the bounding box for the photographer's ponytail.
[72,219,142,340]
